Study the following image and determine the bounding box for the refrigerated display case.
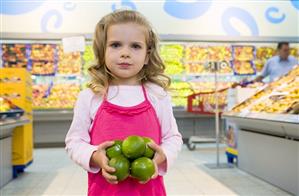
[223,65,299,195]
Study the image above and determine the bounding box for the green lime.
[106,140,122,159]
[108,155,130,181]
[131,157,155,182]
[143,137,155,159]
[122,135,145,159]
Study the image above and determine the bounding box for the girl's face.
[105,22,148,85]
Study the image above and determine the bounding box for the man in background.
[253,42,298,83]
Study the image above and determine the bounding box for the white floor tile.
[0,145,292,196]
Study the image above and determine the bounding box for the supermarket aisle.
[0,144,290,196]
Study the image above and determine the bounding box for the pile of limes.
[106,135,155,182]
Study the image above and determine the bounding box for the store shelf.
[223,113,299,140]
[0,117,30,188]
[224,112,299,124]
[173,109,214,118]
[33,109,73,121]
[0,117,30,138]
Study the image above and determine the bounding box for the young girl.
[65,10,183,196]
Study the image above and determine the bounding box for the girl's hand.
[139,142,166,184]
[90,141,118,184]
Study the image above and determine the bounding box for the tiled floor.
[0,144,291,196]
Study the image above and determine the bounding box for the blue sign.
[164,0,212,19]
[265,7,286,24]
[0,0,44,15]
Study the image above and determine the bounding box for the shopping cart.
[186,88,228,150]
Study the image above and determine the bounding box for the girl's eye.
[110,43,120,48]
[132,44,141,49]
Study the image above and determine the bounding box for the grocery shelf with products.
[2,39,299,110]
[1,41,83,147]
[223,65,299,195]
[1,36,298,147]
[158,40,298,110]
[1,42,83,110]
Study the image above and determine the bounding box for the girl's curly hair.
[88,10,171,94]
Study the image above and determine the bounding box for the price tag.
[62,36,85,53]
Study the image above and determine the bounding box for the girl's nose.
[120,47,130,58]
[121,53,130,58]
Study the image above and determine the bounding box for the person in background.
[65,10,182,196]
[253,42,298,83]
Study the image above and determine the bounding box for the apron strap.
[103,87,109,101]
[141,84,148,101]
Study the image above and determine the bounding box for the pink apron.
[88,85,166,196]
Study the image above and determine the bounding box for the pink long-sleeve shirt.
[65,83,183,175]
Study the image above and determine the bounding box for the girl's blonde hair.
[88,10,171,94]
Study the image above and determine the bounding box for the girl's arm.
[65,90,100,173]
[158,94,183,175]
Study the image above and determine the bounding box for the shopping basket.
[187,88,229,115]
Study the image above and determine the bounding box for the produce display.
[231,60,255,75]
[255,46,276,72]
[232,65,299,114]
[2,44,28,68]
[30,44,56,75]
[169,82,194,107]
[185,45,207,62]
[185,62,205,74]
[31,61,55,75]
[164,60,185,75]
[0,97,12,112]
[32,82,80,109]
[2,44,27,62]
[1,43,84,109]
[160,44,184,61]
[233,45,255,61]
[30,44,55,61]
[207,46,232,61]
[290,47,298,58]
[2,42,296,110]
[256,47,276,61]
[83,45,94,75]
[106,135,155,182]
[160,44,185,75]
[189,82,232,93]
[57,46,81,75]
[254,60,264,72]
[0,97,24,120]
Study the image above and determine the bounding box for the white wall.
[1,1,299,37]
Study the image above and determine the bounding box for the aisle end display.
[0,68,33,177]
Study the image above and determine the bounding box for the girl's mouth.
[118,63,131,68]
